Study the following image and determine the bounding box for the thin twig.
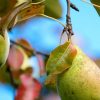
[10,40,49,57]
[66,0,71,40]
[61,0,73,41]
[60,1,79,43]
[66,0,71,19]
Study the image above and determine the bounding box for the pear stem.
[61,0,79,42]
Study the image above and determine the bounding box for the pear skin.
[0,35,8,67]
[57,46,100,100]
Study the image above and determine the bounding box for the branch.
[60,0,73,41]
[66,0,70,19]
[60,1,79,43]
[10,40,49,57]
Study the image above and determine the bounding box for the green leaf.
[17,0,45,23]
[45,0,62,18]
[45,41,77,85]
[91,0,100,15]
[32,0,63,18]
[0,65,11,83]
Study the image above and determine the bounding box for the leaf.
[0,0,17,17]
[17,0,45,23]
[0,0,17,29]
[7,46,24,70]
[0,1,45,30]
[15,0,31,6]
[15,74,42,100]
[17,39,33,57]
[45,41,77,85]
[91,0,100,15]
[8,39,35,70]
[45,0,62,18]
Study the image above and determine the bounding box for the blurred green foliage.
[44,0,62,18]
[0,0,62,18]
[32,0,63,18]
[0,0,17,17]
[91,0,100,16]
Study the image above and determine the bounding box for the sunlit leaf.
[17,0,45,22]
[45,41,77,85]
[91,0,100,15]
[16,0,31,6]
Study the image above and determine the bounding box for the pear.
[45,41,100,100]
[0,34,9,67]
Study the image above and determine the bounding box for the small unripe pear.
[0,34,9,67]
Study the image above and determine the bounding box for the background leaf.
[17,0,45,22]
[32,0,62,18]
[91,0,100,15]
[44,0,62,18]
[0,0,17,30]
[0,0,17,17]
[15,74,42,100]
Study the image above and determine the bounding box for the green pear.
[45,41,100,100]
[0,33,9,67]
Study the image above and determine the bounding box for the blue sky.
[0,84,15,100]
